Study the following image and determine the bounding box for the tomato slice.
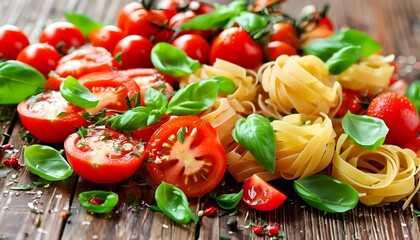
[17,91,87,144]
[146,116,226,197]
[64,126,145,184]
[242,174,287,211]
[78,71,140,113]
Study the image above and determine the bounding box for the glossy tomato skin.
[116,1,143,30]
[124,9,168,40]
[242,174,287,211]
[88,25,126,53]
[0,25,29,60]
[113,35,153,69]
[367,92,420,146]
[403,137,420,157]
[210,27,263,70]
[168,11,213,39]
[17,43,61,77]
[39,22,86,55]
[267,41,297,61]
[64,126,145,184]
[146,116,227,197]
[335,89,363,118]
[269,22,299,49]
[172,34,211,64]
[17,91,87,144]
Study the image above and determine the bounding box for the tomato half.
[64,126,145,184]
[0,25,30,60]
[146,116,226,197]
[17,43,61,77]
[242,174,287,211]
[39,22,86,55]
[17,91,87,144]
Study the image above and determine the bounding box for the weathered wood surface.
[0,0,419,240]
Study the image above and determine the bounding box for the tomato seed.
[88,197,105,205]
[203,206,217,217]
[252,225,264,235]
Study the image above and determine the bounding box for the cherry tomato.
[269,22,299,49]
[318,16,334,31]
[64,126,145,184]
[113,35,153,69]
[267,41,297,61]
[46,46,119,91]
[78,71,140,113]
[403,137,420,157]
[124,9,168,40]
[266,225,280,237]
[367,92,420,146]
[168,11,212,38]
[155,0,183,19]
[210,27,263,69]
[252,0,279,12]
[242,174,287,211]
[88,25,125,53]
[39,22,86,55]
[116,1,143,30]
[335,89,363,118]
[0,25,29,60]
[252,225,264,236]
[172,34,211,64]
[17,91,87,144]
[17,43,61,77]
[146,116,227,197]
[189,1,215,15]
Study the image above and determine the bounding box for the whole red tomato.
[155,0,183,19]
[168,11,212,38]
[88,25,125,53]
[116,1,143,30]
[17,43,61,77]
[123,9,168,40]
[172,34,211,64]
[210,27,263,69]
[0,25,29,60]
[335,89,363,118]
[269,22,299,49]
[113,35,153,69]
[39,22,86,55]
[267,41,297,61]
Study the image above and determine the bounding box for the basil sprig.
[211,190,243,210]
[79,190,119,214]
[155,182,198,225]
[60,76,99,108]
[0,60,46,104]
[65,12,104,37]
[303,29,382,74]
[342,112,389,150]
[294,175,359,213]
[151,43,200,77]
[24,145,73,181]
[232,114,276,173]
[405,81,420,113]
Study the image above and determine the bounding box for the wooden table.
[1,0,419,239]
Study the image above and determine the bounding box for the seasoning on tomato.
[146,116,227,197]
[17,91,88,144]
[64,125,146,184]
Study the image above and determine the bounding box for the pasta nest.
[332,134,420,208]
[336,54,395,94]
[257,55,342,119]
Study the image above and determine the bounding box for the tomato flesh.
[146,116,226,197]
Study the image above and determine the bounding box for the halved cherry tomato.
[113,35,153,69]
[116,1,143,30]
[88,25,126,53]
[335,89,363,118]
[0,25,30,60]
[78,71,140,113]
[172,34,211,64]
[146,116,227,197]
[39,22,86,55]
[242,174,287,211]
[17,91,87,144]
[17,43,61,77]
[64,126,145,184]
[123,9,168,40]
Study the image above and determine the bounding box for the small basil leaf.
[65,12,104,37]
[60,76,99,108]
[212,190,243,210]
[24,145,73,181]
[405,81,420,113]
[144,87,168,110]
[326,45,362,74]
[151,43,200,77]
[294,175,359,213]
[79,190,119,214]
[207,76,236,95]
[10,184,33,191]
[0,60,46,104]
[303,41,346,62]
[155,182,198,224]
[342,112,389,150]
[108,107,155,132]
[232,114,276,173]
[234,12,268,36]
[168,79,219,115]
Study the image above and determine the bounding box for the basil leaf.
[234,12,268,36]
[212,190,243,210]
[294,175,359,213]
[333,29,382,58]
[232,114,276,173]
[108,107,155,132]
[342,112,389,150]
[144,87,168,110]
[326,45,362,74]
[207,76,236,95]
[79,190,119,213]
[151,43,200,77]
[405,81,420,113]
[0,60,46,104]
[60,76,99,108]
[168,79,219,115]
[10,184,33,191]
[65,12,104,37]
[155,182,198,224]
[0,169,12,179]
[24,145,73,181]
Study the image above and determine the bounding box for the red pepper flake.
[88,197,105,205]
[203,206,217,217]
